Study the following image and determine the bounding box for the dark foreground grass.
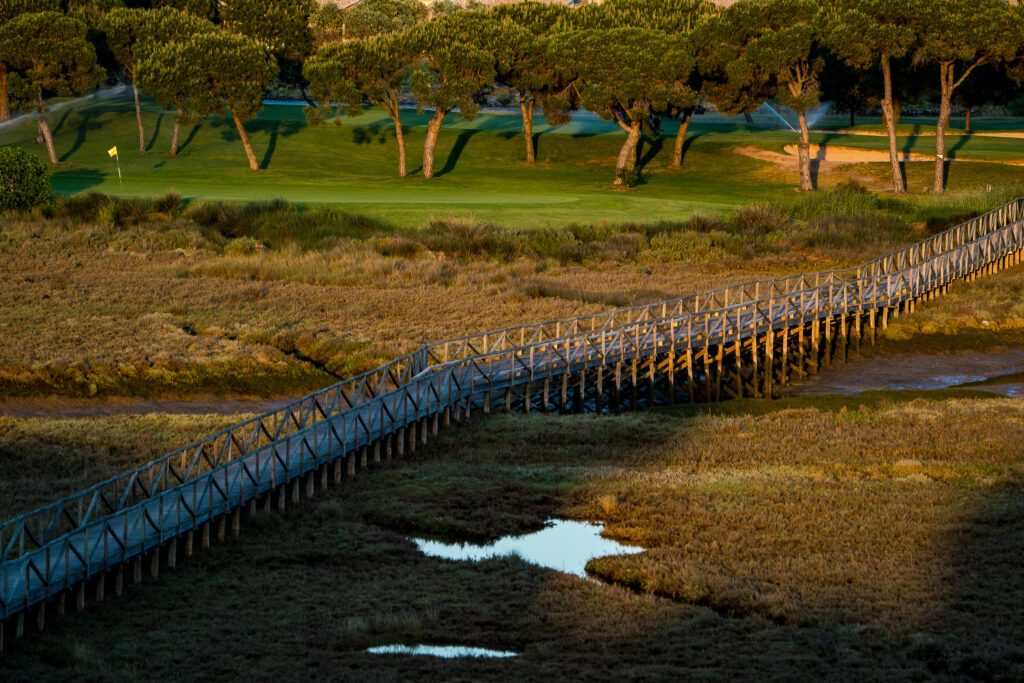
[1,390,1022,680]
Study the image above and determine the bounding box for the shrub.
[731,203,792,236]
[0,146,51,211]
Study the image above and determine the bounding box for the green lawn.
[5,96,1024,228]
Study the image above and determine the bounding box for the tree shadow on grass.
[49,108,73,137]
[436,129,483,177]
[145,113,164,152]
[176,125,201,155]
[58,110,106,162]
[49,168,104,194]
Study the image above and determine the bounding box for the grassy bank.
[1,389,1021,680]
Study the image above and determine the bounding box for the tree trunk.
[965,106,972,132]
[894,98,902,126]
[934,64,953,194]
[232,113,259,171]
[669,107,693,169]
[613,120,642,186]
[796,110,813,192]
[422,108,445,179]
[880,55,906,194]
[743,112,754,125]
[393,116,407,178]
[0,69,9,122]
[37,111,57,164]
[169,111,181,156]
[520,92,535,164]
[133,83,145,153]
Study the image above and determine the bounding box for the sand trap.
[734,144,1024,171]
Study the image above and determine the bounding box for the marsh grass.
[1,186,1020,400]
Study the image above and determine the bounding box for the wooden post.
[810,319,820,374]
[580,367,587,414]
[715,343,723,401]
[781,328,789,385]
[277,485,286,513]
[397,427,405,458]
[334,459,343,485]
[150,549,159,579]
[57,591,66,617]
[854,313,862,354]
[732,337,742,398]
[373,441,381,465]
[385,434,392,463]
[869,309,877,348]
[291,478,300,506]
[823,315,832,368]
[133,555,143,584]
[15,613,23,640]
[320,463,329,490]
[703,349,712,401]
[750,336,760,399]
[839,313,848,362]
[348,451,357,479]
[797,320,806,378]
[232,508,241,537]
[115,565,123,597]
[306,472,314,499]
[596,366,605,413]
[185,530,194,558]
[686,347,695,403]
[168,538,177,569]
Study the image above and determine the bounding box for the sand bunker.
[735,143,1024,171]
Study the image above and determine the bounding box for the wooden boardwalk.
[2,198,1023,648]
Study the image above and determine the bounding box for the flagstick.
[115,151,123,192]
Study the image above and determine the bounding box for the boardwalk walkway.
[2,198,1024,645]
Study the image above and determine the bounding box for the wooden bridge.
[2,198,1024,650]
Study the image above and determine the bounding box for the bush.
[731,203,792,236]
[0,146,51,211]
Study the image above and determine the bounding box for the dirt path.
[0,395,296,419]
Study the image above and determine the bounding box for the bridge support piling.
[57,592,65,617]
[201,522,210,551]
[433,412,439,435]
[810,319,820,374]
[348,450,357,479]
[276,486,286,512]
[35,603,44,633]
[76,579,86,611]
[218,515,227,543]
[168,538,177,569]
[781,329,789,385]
[115,565,123,597]
[291,479,300,507]
[686,348,695,403]
[15,613,23,640]
[133,556,142,584]
[150,549,159,580]
[398,428,405,458]
[305,472,314,499]
[797,321,806,379]
[733,339,743,398]
[823,316,832,368]
[232,508,241,537]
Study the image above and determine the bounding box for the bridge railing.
[2,197,1022,566]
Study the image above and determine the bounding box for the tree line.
[3,0,1024,193]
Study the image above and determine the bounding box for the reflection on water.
[367,645,516,658]
[412,519,645,579]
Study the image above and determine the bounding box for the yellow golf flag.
[107,146,118,158]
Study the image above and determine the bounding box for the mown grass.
[4,98,1024,228]
[1,390,1021,680]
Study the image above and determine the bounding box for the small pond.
[366,645,517,658]
[411,519,645,579]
